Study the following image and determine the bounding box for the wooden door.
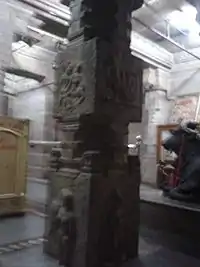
[0,116,29,215]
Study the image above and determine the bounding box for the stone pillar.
[141,68,171,185]
[44,0,143,266]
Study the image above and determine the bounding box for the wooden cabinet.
[0,116,29,216]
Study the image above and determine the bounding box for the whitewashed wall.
[7,46,56,211]
[171,60,200,97]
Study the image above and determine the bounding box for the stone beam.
[174,46,200,64]
[131,31,173,70]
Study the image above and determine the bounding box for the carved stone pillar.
[44,0,143,266]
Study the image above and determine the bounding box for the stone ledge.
[140,185,200,259]
[131,31,173,70]
[26,199,47,215]
[28,166,49,179]
[28,177,49,185]
[28,153,50,168]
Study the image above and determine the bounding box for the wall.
[171,58,200,97]
[7,45,56,212]
[9,88,51,212]
[9,88,46,140]
[169,49,200,125]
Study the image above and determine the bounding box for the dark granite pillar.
[44,0,144,266]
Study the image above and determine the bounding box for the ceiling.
[132,0,200,53]
[3,0,70,94]
[3,0,200,94]
[8,0,70,51]
[9,0,200,55]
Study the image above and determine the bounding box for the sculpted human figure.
[49,189,76,267]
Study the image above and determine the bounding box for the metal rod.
[133,17,200,61]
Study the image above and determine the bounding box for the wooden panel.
[0,116,29,215]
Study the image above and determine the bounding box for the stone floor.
[0,211,200,267]
[0,214,44,246]
[1,234,200,267]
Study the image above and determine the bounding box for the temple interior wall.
[5,47,56,210]
[171,51,200,97]
[2,28,200,208]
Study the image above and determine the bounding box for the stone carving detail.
[105,52,142,104]
[55,62,85,118]
[80,0,143,41]
[50,147,63,171]
[48,189,76,266]
[80,150,109,173]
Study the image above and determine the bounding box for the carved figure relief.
[104,48,142,107]
[56,62,85,118]
[48,188,76,267]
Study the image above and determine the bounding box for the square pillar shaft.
[44,1,144,266]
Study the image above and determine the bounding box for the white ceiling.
[4,0,200,95]
[132,0,200,53]
[9,0,200,54]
